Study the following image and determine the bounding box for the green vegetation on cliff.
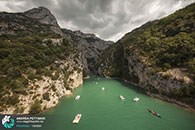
[125,3,195,73]
[98,21,155,79]
[29,99,41,114]
[0,32,80,109]
[98,3,195,105]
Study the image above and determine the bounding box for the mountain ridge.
[0,6,111,114]
[98,3,195,110]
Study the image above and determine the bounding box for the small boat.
[101,87,105,91]
[96,82,98,84]
[133,97,139,102]
[120,95,125,100]
[75,95,80,100]
[148,109,161,118]
[73,114,82,123]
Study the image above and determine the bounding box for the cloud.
[0,0,194,41]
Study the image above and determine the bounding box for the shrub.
[29,100,41,114]
[14,105,24,113]
[44,69,53,77]
[29,91,34,94]
[42,92,50,101]
[7,94,19,105]
[51,85,57,92]
[7,67,22,78]
[163,63,171,70]
[28,73,36,80]
[162,74,170,80]
[52,72,59,80]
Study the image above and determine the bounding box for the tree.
[29,100,41,114]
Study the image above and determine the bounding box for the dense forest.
[0,33,80,111]
[124,3,195,73]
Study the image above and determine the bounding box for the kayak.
[148,109,161,118]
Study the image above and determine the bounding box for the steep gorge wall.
[98,42,194,110]
[97,3,195,110]
[0,6,112,114]
[125,49,195,109]
[62,29,113,75]
[1,56,83,114]
[125,51,186,92]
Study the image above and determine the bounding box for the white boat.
[75,95,80,100]
[120,95,125,100]
[73,114,82,124]
[133,97,139,102]
[102,87,105,91]
[96,82,98,84]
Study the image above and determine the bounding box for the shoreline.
[41,84,83,114]
[33,76,195,114]
[41,93,73,114]
[2,75,194,115]
[102,76,195,112]
[146,92,195,112]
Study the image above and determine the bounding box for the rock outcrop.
[0,34,84,114]
[98,3,195,110]
[0,6,112,114]
[0,7,85,114]
[0,12,51,35]
[62,29,113,74]
[24,7,64,35]
[0,7,64,36]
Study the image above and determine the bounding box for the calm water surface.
[41,75,195,130]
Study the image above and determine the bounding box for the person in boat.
[148,109,161,118]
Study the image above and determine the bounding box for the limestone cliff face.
[98,43,194,109]
[124,51,187,93]
[0,6,112,114]
[1,52,83,114]
[97,3,195,109]
[62,29,113,74]
[24,7,64,35]
[125,50,195,109]
[0,6,112,75]
[0,7,63,36]
[24,7,58,27]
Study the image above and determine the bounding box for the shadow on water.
[116,79,145,95]
[91,73,145,95]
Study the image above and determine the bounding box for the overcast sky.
[0,0,194,41]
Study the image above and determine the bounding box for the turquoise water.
[42,75,195,130]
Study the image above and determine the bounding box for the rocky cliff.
[1,53,83,114]
[0,7,84,114]
[0,6,112,114]
[24,7,64,36]
[124,51,194,109]
[98,3,195,110]
[0,32,83,114]
[62,29,113,75]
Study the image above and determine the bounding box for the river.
[42,75,195,130]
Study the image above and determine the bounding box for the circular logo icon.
[2,115,15,128]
